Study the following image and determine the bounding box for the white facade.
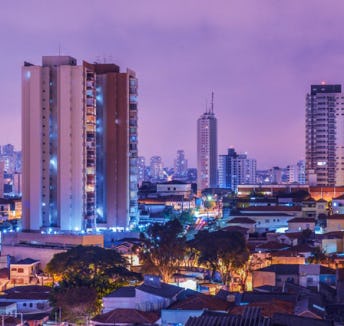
[197,100,217,191]
[22,57,89,231]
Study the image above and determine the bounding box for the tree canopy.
[140,219,186,282]
[190,230,249,287]
[46,245,134,322]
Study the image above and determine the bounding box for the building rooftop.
[105,286,136,298]
[241,206,302,212]
[137,282,184,299]
[327,214,344,220]
[257,264,299,275]
[256,241,291,251]
[92,308,159,324]
[228,217,256,224]
[287,217,315,223]
[13,258,39,265]
[169,293,232,311]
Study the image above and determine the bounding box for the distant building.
[287,161,306,184]
[306,84,344,186]
[197,93,217,191]
[150,156,164,180]
[174,150,188,177]
[217,148,256,192]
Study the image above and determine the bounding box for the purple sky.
[1,1,344,169]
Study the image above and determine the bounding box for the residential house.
[161,293,232,326]
[252,264,335,289]
[332,194,344,215]
[0,285,51,314]
[226,217,256,233]
[102,275,184,313]
[326,215,344,232]
[288,218,315,232]
[10,258,40,285]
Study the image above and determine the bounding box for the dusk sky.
[1,1,344,169]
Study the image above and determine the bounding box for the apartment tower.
[22,56,138,231]
[306,84,344,186]
[197,93,217,191]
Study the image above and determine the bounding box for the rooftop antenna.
[58,43,62,56]
[211,91,214,114]
[205,98,208,113]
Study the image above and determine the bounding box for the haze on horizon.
[1,0,344,169]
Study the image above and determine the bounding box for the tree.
[235,253,264,291]
[190,230,249,288]
[46,245,134,321]
[140,219,186,282]
[307,246,327,264]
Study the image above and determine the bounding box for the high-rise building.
[22,56,138,231]
[218,148,256,191]
[305,84,344,186]
[197,93,217,191]
[174,150,188,177]
[150,156,164,180]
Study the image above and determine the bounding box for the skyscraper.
[22,56,138,231]
[197,93,217,191]
[305,84,344,186]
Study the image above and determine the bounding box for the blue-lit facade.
[22,57,139,231]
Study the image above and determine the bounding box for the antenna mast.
[211,91,214,114]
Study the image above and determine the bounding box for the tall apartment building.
[305,84,344,186]
[197,94,217,191]
[174,150,188,177]
[218,148,256,191]
[22,56,138,231]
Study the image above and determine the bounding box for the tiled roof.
[5,285,51,294]
[105,286,136,298]
[288,217,315,223]
[227,217,256,224]
[169,293,232,311]
[92,308,159,324]
[221,226,249,233]
[272,313,333,326]
[327,214,344,220]
[13,258,39,265]
[186,307,271,326]
[256,241,290,251]
[230,299,294,318]
[256,264,299,275]
[241,206,301,212]
[137,282,184,299]
[240,292,298,303]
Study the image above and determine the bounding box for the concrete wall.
[2,233,104,247]
[252,271,275,288]
[2,245,65,269]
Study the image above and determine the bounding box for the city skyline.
[2,1,344,168]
